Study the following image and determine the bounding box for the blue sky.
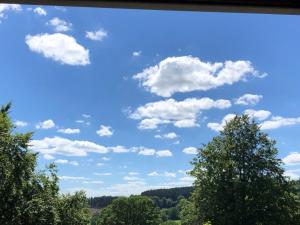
[1,4,300,196]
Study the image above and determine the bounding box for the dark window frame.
[1,0,300,14]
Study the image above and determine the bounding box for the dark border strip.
[2,0,300,14]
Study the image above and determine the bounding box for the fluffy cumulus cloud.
[36,119,55,129]
[48,17,72,32]
[282,152,300,165]
[55,159,79,166]
[136,147,172,157]
[207,114,236,132]
[183,146,198,155]
[260,116,300,130]
[58,128,80,134]
[30,136,108,157]
[133,56,265,97]
[156,150,173,157]
[96,125,113,137]
[33,7,47,16]
[30,136,171,158]
[235,94,263,105]
[85,29,107,41]
[15,120,28,127]
[244,109,271,121]
[25,33,90,66]
[155,132,178,139]
[130,97,231,129]
[0,4,22,21]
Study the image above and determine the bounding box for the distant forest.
[89,186,193,209]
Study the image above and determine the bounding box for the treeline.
[88,196,117,209]
[89,186,193,209]
[142,187,193,202]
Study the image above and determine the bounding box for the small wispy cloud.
[85,29,107,41]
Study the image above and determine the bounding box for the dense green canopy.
[191,115,300,225]
[0,103,90,225]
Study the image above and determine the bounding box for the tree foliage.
[0,103,90,225]
[191,115,300,225]
[93,195,161,225]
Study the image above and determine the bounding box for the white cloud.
[147,171,176,177]
[59,176,88,181]
[260,116,300,130]
[136,147,172,157]
[55,159,79,166]
[31,136,173,159]
[180,176,195,182]
[101,157,110,161]
[43,154,55,160]
[183,147,198,155]
[244,109,271,121]
[129,172,139,176]
[85,29,107,41]
[156,150,173,157]
[155,132,178,139]
[130,97,231,129]
[94,172,111,176]
[25,33,90,66]
[178,169,190,175]
[82,114,91,118]
[48,17,72,32]
[164,172,176,177]
[69,161,79,166]
[0,4,21,21]
[109,145,130,153]
[138,148,156,156]
[284,170,300,180]
[133,56,265,97]
[36,119,55,129]
[282,152,300,165]
[58,128,80,134]
[15,120,28,127]
[96,125,113,137]
[148,171,159,176]
[33,7,47,16]
[123,176,140,181]
[83,180,103,184]
[235,94,263,105]
[97,163,104,166]
[55,159,68,164]
[30,136,108,157]
[207,114,236,132]
[132,51,142,57]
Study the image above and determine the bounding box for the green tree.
[0,103,59,225]
[57,191,91,225]
[93,195,161,225]
[177,198,197,225]
[191,115,300,225]
[0,103,91,225]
